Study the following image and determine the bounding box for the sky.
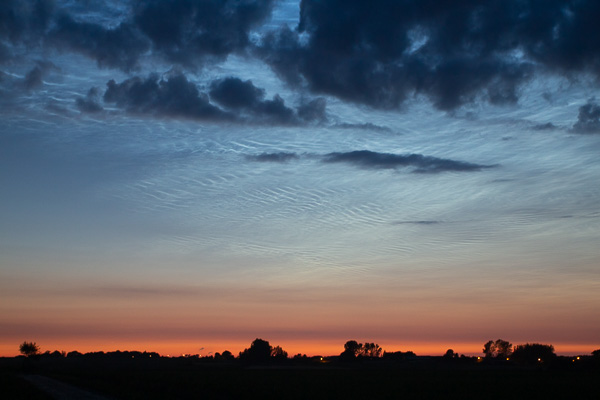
[1,0,599,357]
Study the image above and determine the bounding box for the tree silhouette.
[483,339,513,358]
[271,345,288,360]
[443,349,457,359]
[340,340,361,360]
[495,339,512,358]
[362,342,382,358]
[511,343,556,364]
[239,338,272,363]
[238,338,288,363]
[340,340,383,360]
[19,341,40,357]
[483,340,494,358]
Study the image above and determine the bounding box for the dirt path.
[21,375,115,400]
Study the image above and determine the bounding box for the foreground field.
[1,357,598,399]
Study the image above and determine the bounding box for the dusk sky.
[1,0,599,357]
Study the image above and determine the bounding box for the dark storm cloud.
[5,0,600,114]
[132,0,275,64]
[571,99,600,134]
[49,14,150,71]
[91,72,323,125]
[254,94,296,124]
[103,72,228,120]
[76,87,103,113]
[9,0,600,117]
[246,152,299,162]
[323,150,491,173]
[209,77,294,124]
[209,77,265,109]
[296,97,327,123]
[257,25,304,85]
[3,0,274,71]
[259,0,600,111]
[209,76,326,124]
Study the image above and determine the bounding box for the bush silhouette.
[443,349,457,359]
[19,341,40,357]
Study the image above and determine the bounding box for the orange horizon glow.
[4,275,599,361]
[2,338,598,359]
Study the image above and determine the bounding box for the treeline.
[481,339,558,363]
[17,339,600,368]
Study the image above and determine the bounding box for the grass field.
[0,372,54,400]
[2,357,598,399]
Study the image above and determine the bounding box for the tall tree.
[483,340,495,358]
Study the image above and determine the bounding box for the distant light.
[577,356,580,360]
[506,357,510,361]
[537,358,541,362]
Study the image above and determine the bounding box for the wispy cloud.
[244,150,493,173]
[246,152,300,162]
[333,122,391,132]
[392,220,441,225]
[322,150,493,173]
[532,122,559,131]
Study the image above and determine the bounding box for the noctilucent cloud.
[1,0,599,357]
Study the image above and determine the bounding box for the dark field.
[1,357,598,399]
[0,373,53,400]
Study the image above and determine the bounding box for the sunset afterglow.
[1,0,599,358]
